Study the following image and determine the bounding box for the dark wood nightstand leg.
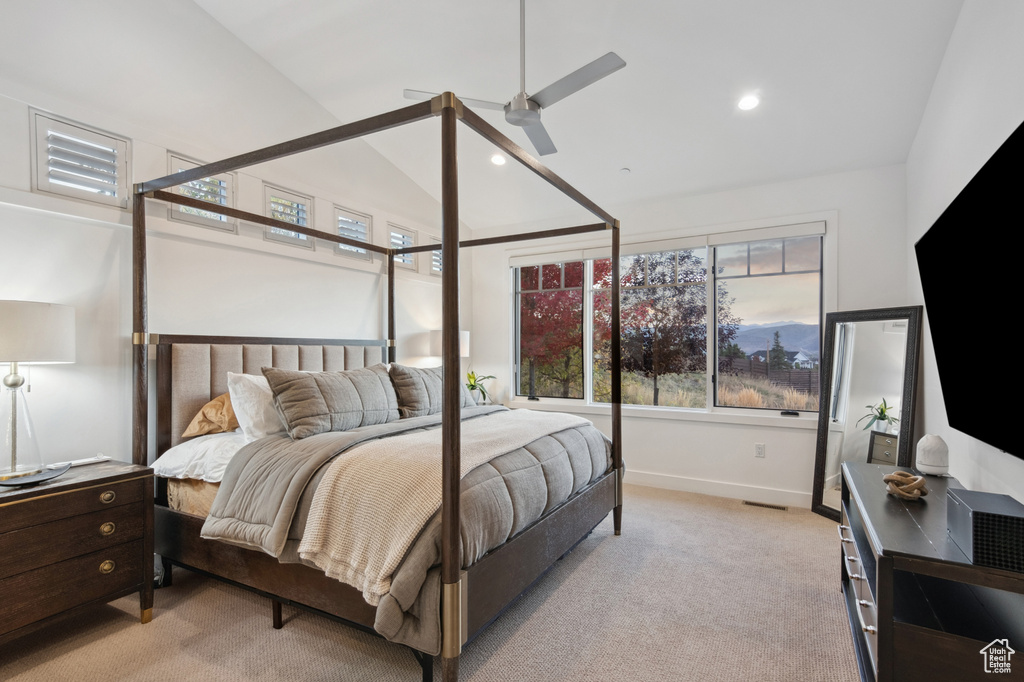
[141,477,154,623]
[272,599,283,629]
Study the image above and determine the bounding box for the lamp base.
[0,463,71,487]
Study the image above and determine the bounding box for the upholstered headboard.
[154,335,387,453]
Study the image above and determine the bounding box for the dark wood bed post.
[439,93,464,682]
[611,223,623,534]
[132,188,148,467]
[387,256,396,363]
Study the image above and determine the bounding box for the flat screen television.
[915,117,1024,460]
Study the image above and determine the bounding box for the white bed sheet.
[152,431,247,482]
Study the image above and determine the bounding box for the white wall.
[471,164,908,507]
[906,0,1024,501]
[0,0,461,466]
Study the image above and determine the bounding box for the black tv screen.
[915,117,1024,460]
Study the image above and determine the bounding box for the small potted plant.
[465,370,496,405]
[857,398,899,433]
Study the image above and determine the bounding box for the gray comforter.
[201,406,611,654]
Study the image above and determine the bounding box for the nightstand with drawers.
[0,460,153,645]
[866,430,898,465]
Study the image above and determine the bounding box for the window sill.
[506,398,818,430]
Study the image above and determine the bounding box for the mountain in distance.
[732,322,820,357]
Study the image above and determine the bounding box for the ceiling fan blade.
[530,52,626,109]
[523,120,557,156]
[403,89,437,102]
[460,96,507,112]
[403,89,505,111]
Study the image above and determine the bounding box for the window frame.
[334,205,372,260]
[389,224,417,270]
[166,152,236,232]
[30,110,131,210]
[263,183,314,250]
[509,219,831,416]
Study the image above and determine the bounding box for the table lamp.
[0,300,75,481]
[429,330,470,358]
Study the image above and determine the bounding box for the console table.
[840,462,1024,681]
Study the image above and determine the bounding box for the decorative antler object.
[883,470,929,501]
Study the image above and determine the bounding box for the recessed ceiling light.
[491,153,506,165]
[738,94,760,111]
[620,167,631,175]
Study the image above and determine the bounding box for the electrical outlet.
[754,443,766,458]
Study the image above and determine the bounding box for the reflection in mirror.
[812,306,922,520]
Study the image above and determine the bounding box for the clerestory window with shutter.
[167,153,235,231]
[31,111,131,209]
[335,206,372,260]
[430,236,442,276]
[389,225,416,270]
[264,183,314,249]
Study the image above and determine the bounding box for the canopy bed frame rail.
[132,93,623,682]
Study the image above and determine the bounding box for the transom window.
[264,184,313,249]
[390,225,416,269]
[32,111,131,209]
[168,153,234,231]
[335,206,372,260]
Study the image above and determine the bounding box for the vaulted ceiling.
[3,1,965,232]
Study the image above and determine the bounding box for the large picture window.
[513,223,823,413]
[593,248,708,407]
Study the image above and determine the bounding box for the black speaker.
[947,487,1024,573]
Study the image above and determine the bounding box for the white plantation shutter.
[33,112,130,208]
[168,153,234,231]
[430,237,442,275]
[390,225,416,269]
[264,184,313,249]
[335,207,371,259]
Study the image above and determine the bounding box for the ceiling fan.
[404,0,626,156]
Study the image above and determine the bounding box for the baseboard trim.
[625,470,812,509]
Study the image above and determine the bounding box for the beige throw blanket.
[297,409,589,605]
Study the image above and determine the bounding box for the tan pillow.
[181,392,240,438]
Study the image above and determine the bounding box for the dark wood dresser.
[840,462,1024,681]
[0,460,153,645]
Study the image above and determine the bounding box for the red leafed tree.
[518,263,584,398]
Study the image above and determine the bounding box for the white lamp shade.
[429,330,470,358]
[0,300,75,363]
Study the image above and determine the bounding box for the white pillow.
[227,371,287,442]
[151,430,248,482]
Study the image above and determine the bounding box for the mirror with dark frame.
[811,306,923,521]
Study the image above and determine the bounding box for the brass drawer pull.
[99,522,116,536]
[99,560,116,574]
[99,490,116,504]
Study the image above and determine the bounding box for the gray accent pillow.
[261,364,400,439]
[389,365,476,418]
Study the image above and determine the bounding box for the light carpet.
[0,484,858,681]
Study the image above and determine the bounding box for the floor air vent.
[742,500,788,511]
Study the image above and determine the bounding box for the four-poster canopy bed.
[131,93,623,682]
